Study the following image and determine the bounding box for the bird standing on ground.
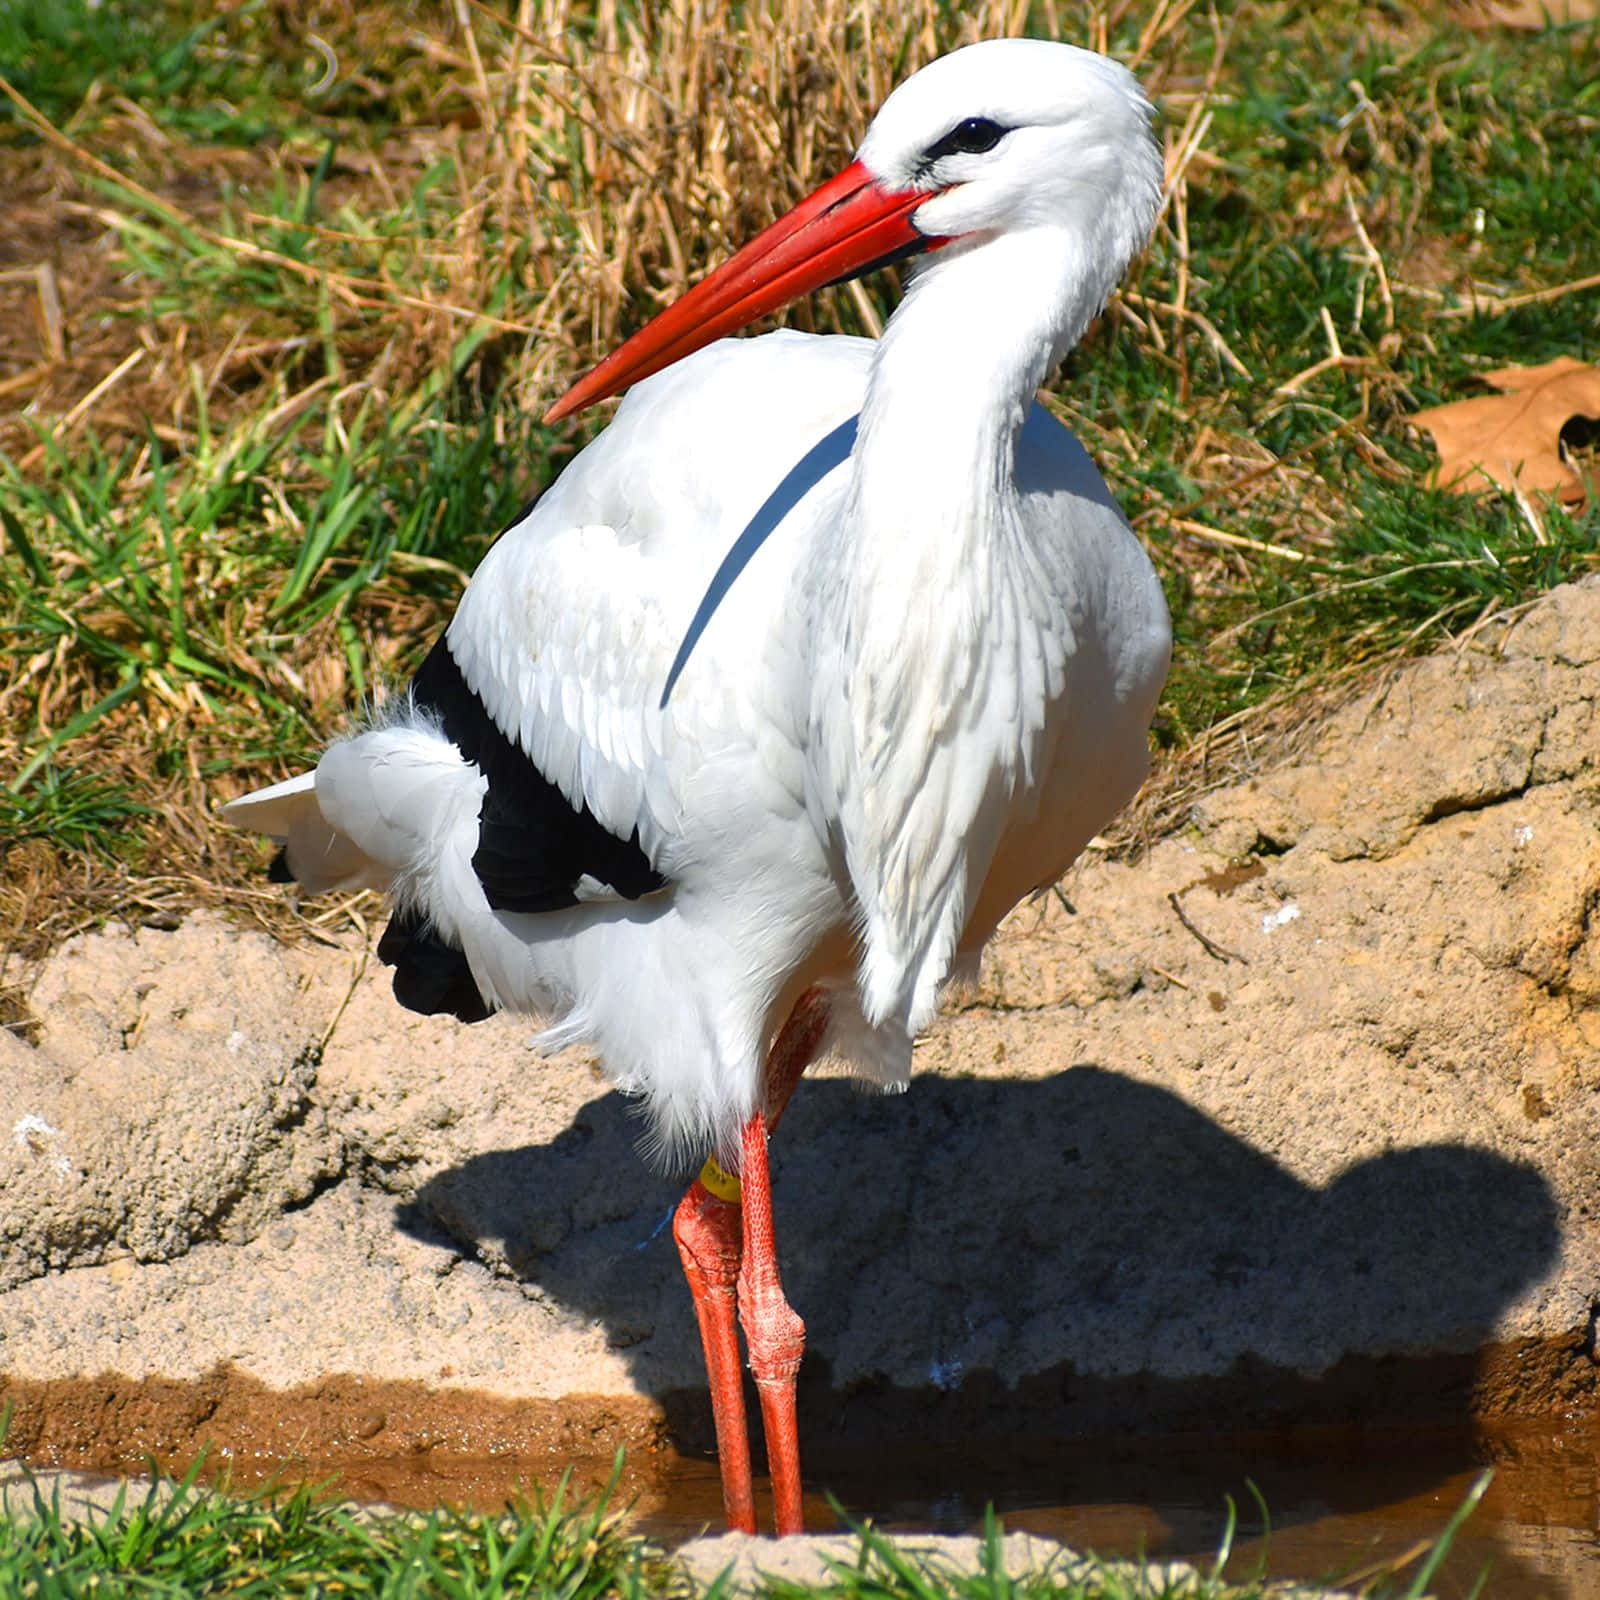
[225,38,1171,1536]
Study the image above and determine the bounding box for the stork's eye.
[925,116,1007,161]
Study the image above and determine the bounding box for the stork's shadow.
[397,1064,1557,1532]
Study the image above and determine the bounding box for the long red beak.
[543,161,935,424]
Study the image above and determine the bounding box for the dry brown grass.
[2,0,1102,971]
[2,0,1596,976]
[0,0,1214,463]
[0,0,1197,904]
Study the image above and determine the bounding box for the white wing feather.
[445,331,870,870]
[222,329,1167,1154]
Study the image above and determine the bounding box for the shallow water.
[206,1418,1600,1598]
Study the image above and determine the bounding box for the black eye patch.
[924,116,1008,161]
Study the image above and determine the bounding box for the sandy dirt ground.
[3,578,1598,1513]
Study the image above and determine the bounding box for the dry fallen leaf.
[1411,356,1600,508]
[1453,0,1600,28]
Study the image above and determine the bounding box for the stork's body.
[227,39,1170,1535]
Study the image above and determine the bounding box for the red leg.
[745,985,828,1535]
[765,986,829,1135]
[673,1176,755,1532]
[738,1109,807,1535]
[674,987,830,1536]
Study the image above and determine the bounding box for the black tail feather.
[377,908,492,1024]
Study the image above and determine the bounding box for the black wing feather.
[370,621,667,1024]
[261,485,668,1027]
[377,908,492,1023]
[407,634,666,913]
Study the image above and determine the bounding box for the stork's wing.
[441,331,868,886]
[405,630,665,913]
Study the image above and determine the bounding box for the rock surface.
[674,1529,1262,1596]
[2,926,337,1291]
[3,579,1599,1469]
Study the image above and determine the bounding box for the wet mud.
[0,1366,671,1505]
[4,1337,1593,1476]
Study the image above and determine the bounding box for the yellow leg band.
[698,1154,743,1204]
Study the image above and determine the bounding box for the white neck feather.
[850,212,1136,533]
[806,220,1138,1036]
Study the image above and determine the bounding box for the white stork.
[225,38,1170,1536]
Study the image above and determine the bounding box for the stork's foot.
[673,1173,755,1532]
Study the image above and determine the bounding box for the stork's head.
[544,40,1161,423]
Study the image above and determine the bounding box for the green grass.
[0,1458,685,1599]
[0,0,447,145]
[1080,5,1600,748]
[0,0,1597,919]
[0,1458,1491,1599]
